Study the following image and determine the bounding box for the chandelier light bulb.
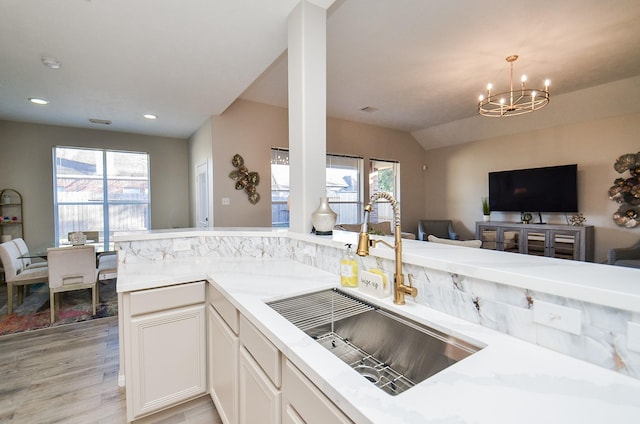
[532,91,537,98]
[500,98,506,104]
[521,75,527,83]
[486,83,493,91]
[479,94,484,102]
[545,79,550,88]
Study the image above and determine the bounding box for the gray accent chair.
[418,220,458,241]
[608,240,640,269]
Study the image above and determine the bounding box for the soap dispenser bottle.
[340,243,358,287]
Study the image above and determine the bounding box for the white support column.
[287,1,329,233]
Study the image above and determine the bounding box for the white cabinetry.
[239,315,282,424]
[282,360,353,424]
[208,287,239,424]
[122,281,207,422]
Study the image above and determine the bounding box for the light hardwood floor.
[0,316,222,424]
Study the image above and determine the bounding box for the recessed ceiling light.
[28,97,50,105]
[143,114,157,120]
[41,56,62,69]
[89,118,112,125]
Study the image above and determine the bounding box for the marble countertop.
[117,256,640,424]
[115,227,640,312]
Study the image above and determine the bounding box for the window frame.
[52,146,151,249]
[270,148,365,227]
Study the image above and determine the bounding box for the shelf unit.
[476,221,594,262]
[0,188,23,241]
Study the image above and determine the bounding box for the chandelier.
[478,55,550,117]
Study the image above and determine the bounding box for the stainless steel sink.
[267,288,481,395]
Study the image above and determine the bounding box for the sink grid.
[315,332,416,396]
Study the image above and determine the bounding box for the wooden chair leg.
[92,285,97,316]
[50,291,56,323]
[17,285,24,305]
[7,283,13,314]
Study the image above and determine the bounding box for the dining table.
[20,243,115,260]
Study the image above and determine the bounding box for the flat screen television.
[488,164,578,214]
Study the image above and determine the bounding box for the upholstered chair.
[47,245,98,322]
[12,238,48,270]
[0,241,49,314]
[418,220,459,241]
[608,241,640,269]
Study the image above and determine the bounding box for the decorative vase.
[311,197,337,235]
[483,214,491,222]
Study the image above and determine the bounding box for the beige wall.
[424,112,640,263]
[201,99,427,233]
[0,120,189,248]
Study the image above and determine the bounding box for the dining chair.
[0,241,49,314]
[47,245,98,323]
[12,238,48,270]
[97,252,117,282]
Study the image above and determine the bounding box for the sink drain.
[354,365,381,384]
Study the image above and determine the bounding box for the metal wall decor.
[608,152,640,228]
[229,154,260,204]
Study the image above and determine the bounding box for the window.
[53,146,151,248]
[369,159,400,223]
[326,154,362,224]
[270,148,363,227]
[271,148,289,227]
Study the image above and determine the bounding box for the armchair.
[608,240,640,269]
[47,245,98,322]
[418,220,459,241]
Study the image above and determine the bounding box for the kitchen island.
[115,228,640,423]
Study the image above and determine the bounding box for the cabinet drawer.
[208,283,239,334]
[240,315,281,388]
[283,360,352,424]
[130,281,205,316]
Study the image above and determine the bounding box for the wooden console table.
[476,221,594,262]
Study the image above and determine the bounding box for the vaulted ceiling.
[1,0,639,150]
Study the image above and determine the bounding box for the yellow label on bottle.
[340,259,358,287]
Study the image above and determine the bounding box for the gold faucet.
[356,192,417,305]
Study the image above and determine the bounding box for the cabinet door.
[129,304,206,419]
[523,229,548,257]
[550,229,579,260]
[282,360,353,424]
[239,346,280,424]
[209,305,239,424]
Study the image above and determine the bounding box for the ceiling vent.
[89,118,112,125]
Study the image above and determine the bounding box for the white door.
[196,161,210,228]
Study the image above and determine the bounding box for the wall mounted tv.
[488,164,578,214]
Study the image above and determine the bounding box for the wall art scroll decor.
[608,152,640,228]
[229,154,260,204]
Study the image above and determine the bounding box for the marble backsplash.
[116,233,640,380]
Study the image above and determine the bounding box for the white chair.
[0,241,49,314]
[12,238,48,270]
[97,252,117,282]
[47,245,98,323]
